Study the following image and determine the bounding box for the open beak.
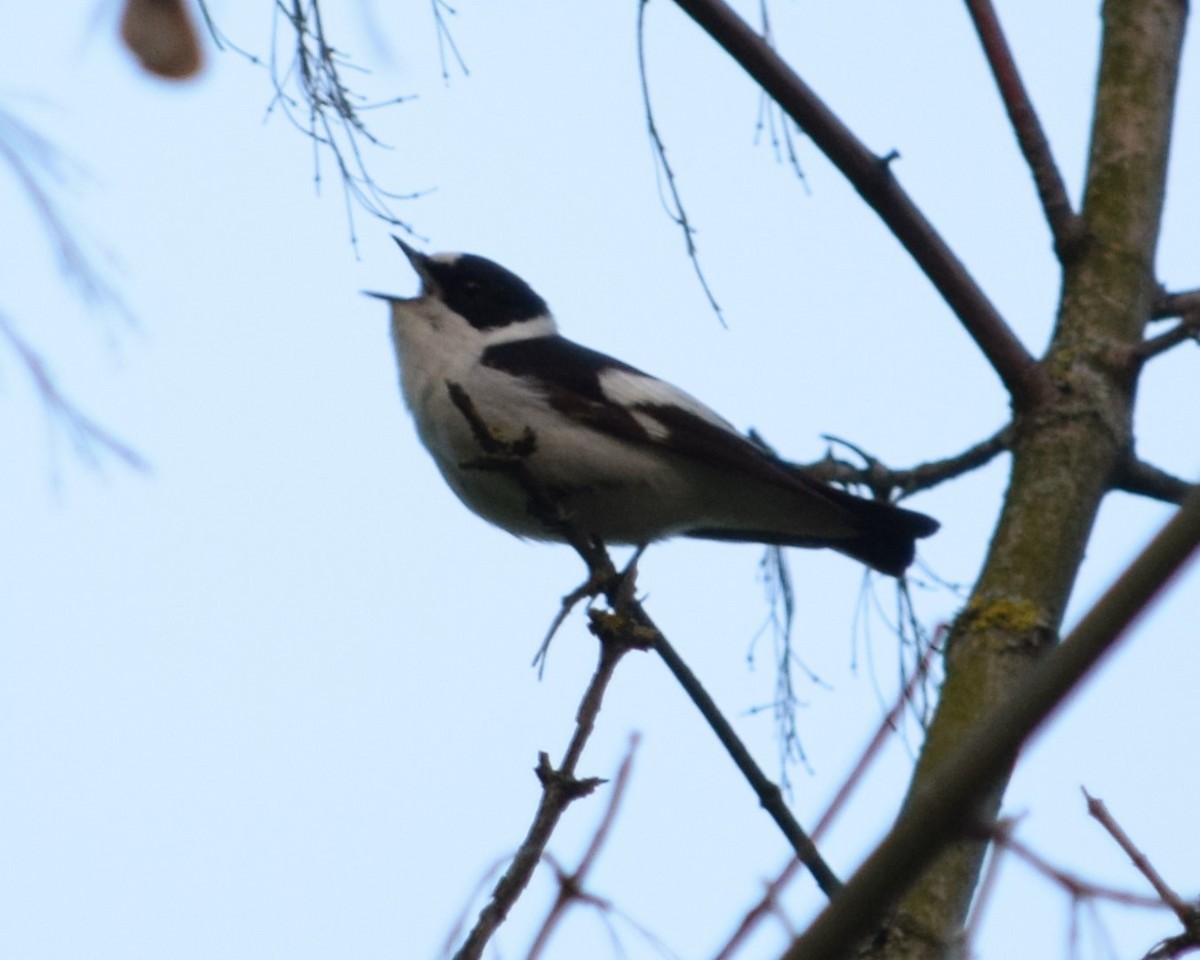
[392,235,435,293]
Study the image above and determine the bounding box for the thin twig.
[1083,790,1200,929]
[713,626,942,960]
[431,0,469,82]
[963,0,1082,260]
[0,315,147,473]
[668,0,1052,411]
[451,637,635,960]
[443,382,842,957]
[637,0,725,326]
[802,424,1014,500]
[992,819,1164,910]
[752,0,808,187]
[205,0,421,243]
[653,630,843,899]
[783,477,1200,960]
[962,817,1014,949]
[526,735,641,960]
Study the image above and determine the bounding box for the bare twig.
[0,109,144,473]
[1083,790,1200,935]
[1115,458,1194,506]
[0,109,128,312]
[200,1,421,242]
[994,819,1164,910]
[783,477,1200,960]
[653,629,843,899]
[751,0,808,187]
[431,0,469,81]
[0,314,147,473]
[963,0,1082,259]
[637,0,725,326]
[443,382,843,957]
[713,626,942,960]
[802,424,1013,500]
[452,634,638,960]
[962,817,1014,949]
[526,735,641,960]
[1145,933,1200,960]
[668,0,1052,411]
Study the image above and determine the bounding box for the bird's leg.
[611,544,647,609]
[532,543,647,677]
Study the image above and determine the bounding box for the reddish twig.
[713,626,943,960]
[668,0,1052,411]
[996,819,1163,909]
[782,479,1200,960]
[0,312,146,473]
[1083,790,1200,934]
[451,632,637,960]
[526,736,641,960]
[963,0,1083,260]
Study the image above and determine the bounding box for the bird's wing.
[479,335,829,496]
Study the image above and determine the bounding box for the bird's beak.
[363,237,433,304]
[392,235,436,295]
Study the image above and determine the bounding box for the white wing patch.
[598,368,738,432]
[631,409,671,441]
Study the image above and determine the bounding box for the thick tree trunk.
[859,1,1187,956]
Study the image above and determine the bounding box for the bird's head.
[386,237,551,331]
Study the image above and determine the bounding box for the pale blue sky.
[1,3,1197,958]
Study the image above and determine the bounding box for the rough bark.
[857,1,1187,956]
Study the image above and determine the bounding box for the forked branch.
[451,622,640,960]
[668,0,1052,411]
[1139,313,1200,360]
[443,382,843,958]
[1153,287,1200,320]
[802,424,1013,501]
[783,478,1200,960]
[1083,790,1200,959]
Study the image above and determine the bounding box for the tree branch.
[1139,312,1200,359]
[800,424,1013,500]
[782,476,1200,960]
[1083,790,1200,959]
[963,0,1083,260]
[526,736,640,960]
[442,383,842,958]
[713,629,943,960]
[668,0,1052,411]
[1115,458,1194,506]
[637,0,725,325]
[452,626,640,960]
[1152,287,1200,320]
[0,312,147,474]
[1083,790,1199,920]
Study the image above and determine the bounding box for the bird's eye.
[462,279,483,298]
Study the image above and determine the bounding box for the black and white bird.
[372,238,938,576]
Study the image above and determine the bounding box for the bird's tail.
[687,483,938,577]
[814,485,939,576]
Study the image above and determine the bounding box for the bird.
[370,238,938,576]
